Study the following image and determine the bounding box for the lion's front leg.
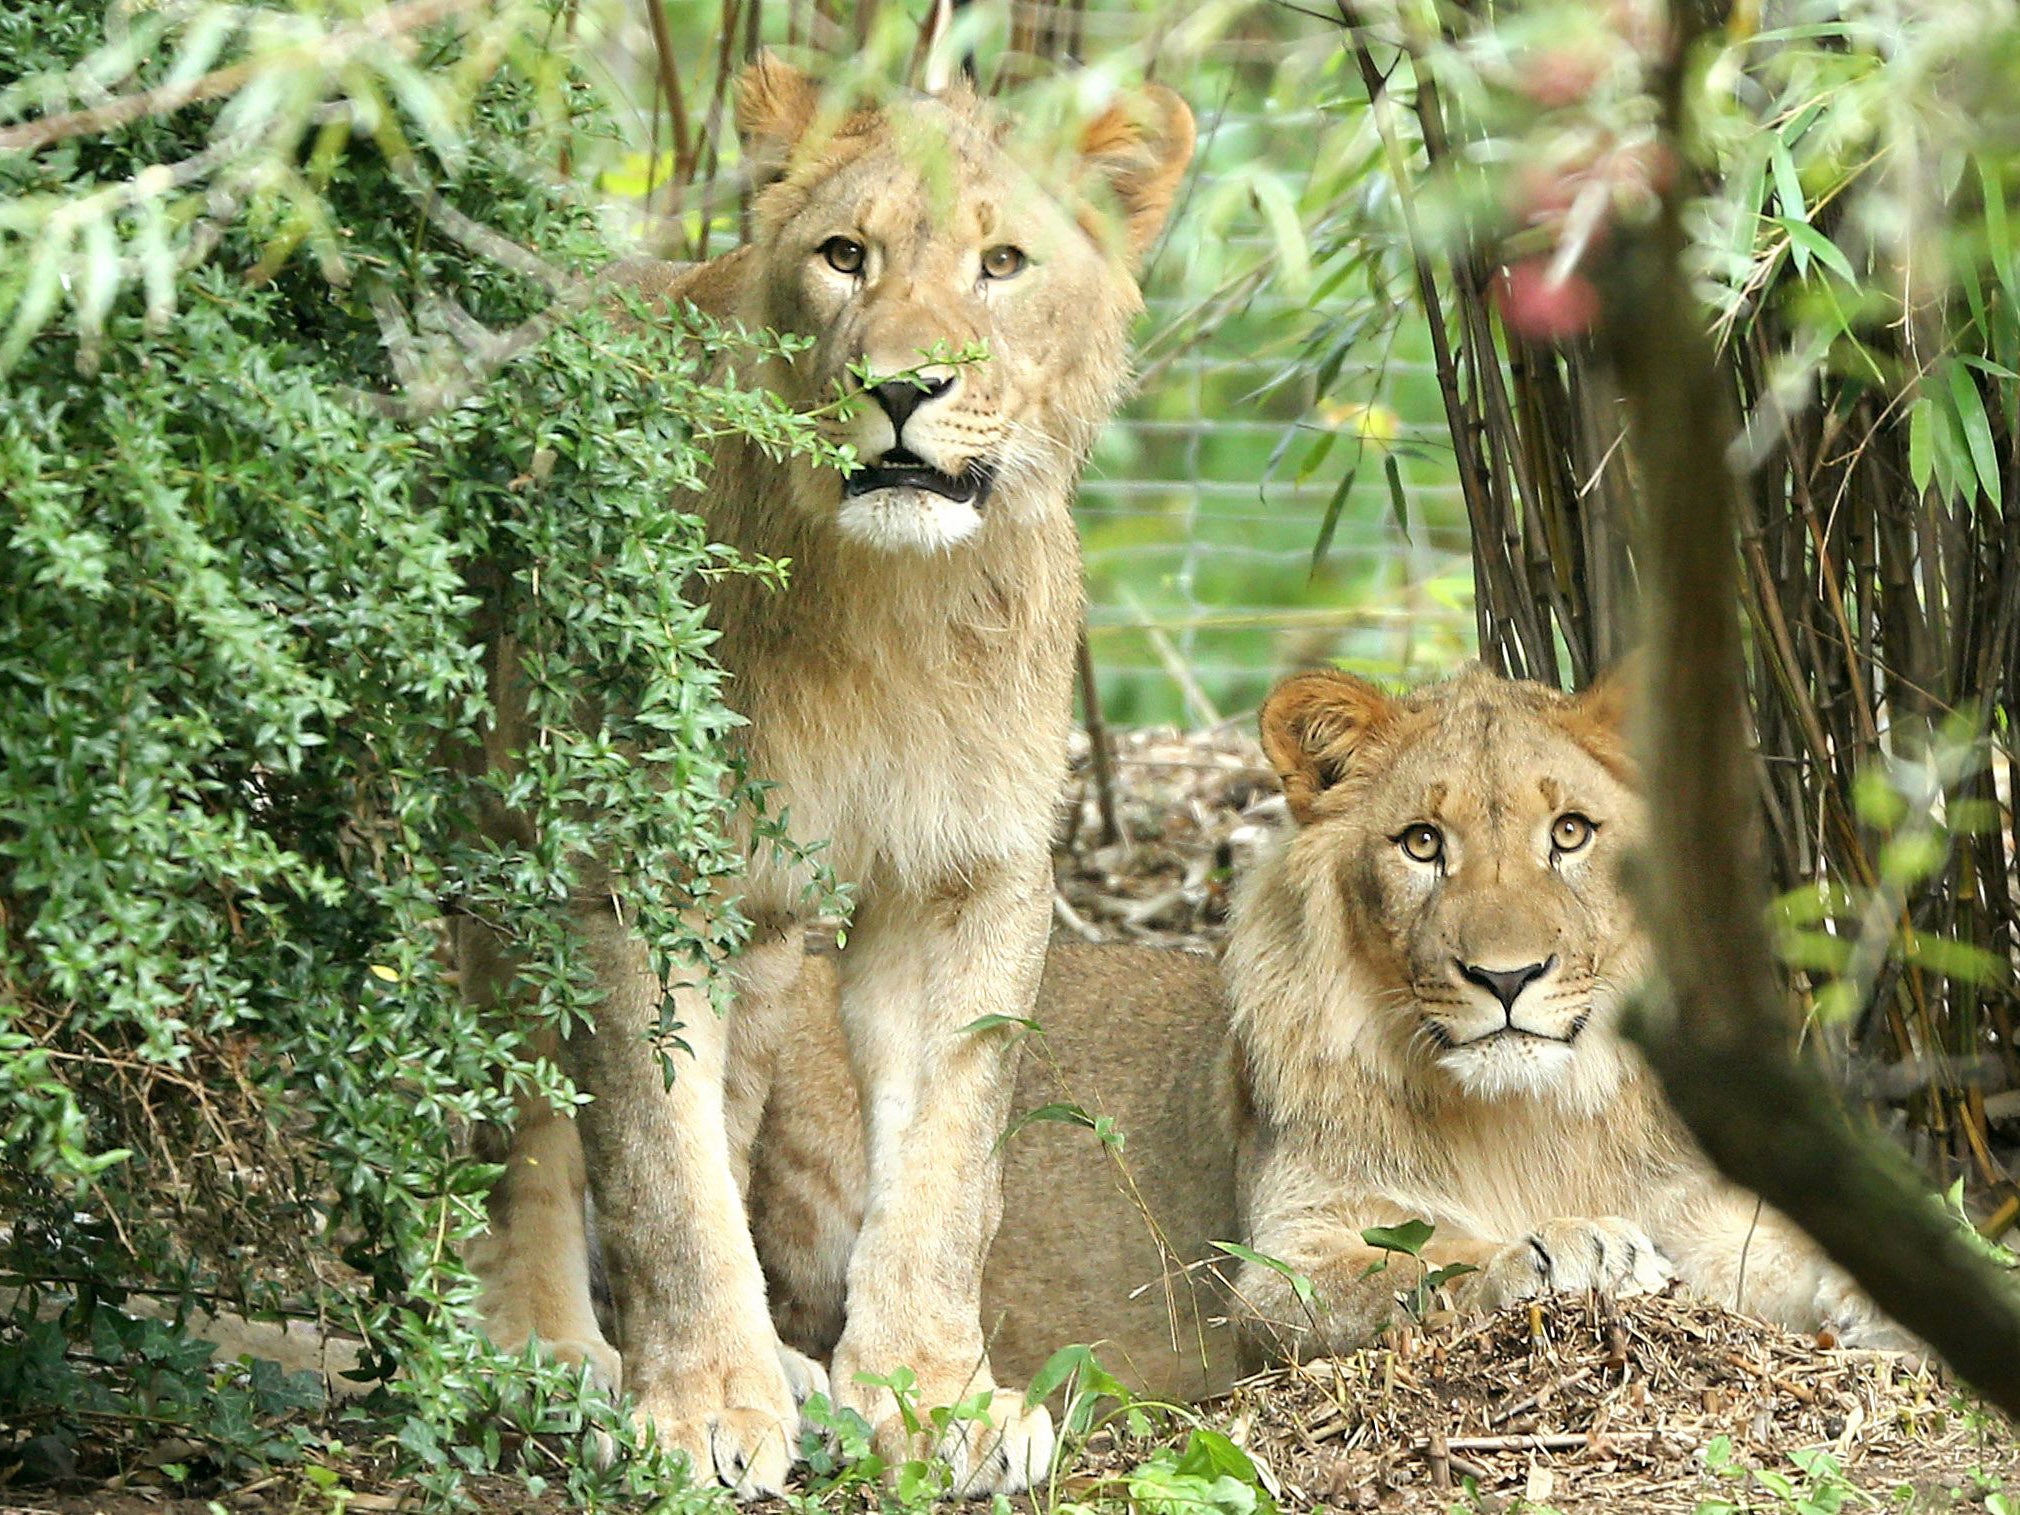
[1661,1185,1915,1346]
[827,859,1056,1495]
[457,918,618,1391]
[1232,1203,1508,1365]
[565,903,802,1496]
[469,1084,619,1391]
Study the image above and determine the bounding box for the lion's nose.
[866,369,955,436]
[1456,955,1556,1014]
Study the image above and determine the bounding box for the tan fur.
[751,666,1898,1404]
[751,942,1250,1407]
[468,58,1192,1496]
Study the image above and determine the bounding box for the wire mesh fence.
[1057,10,1482,725]
[1086,260,1476,726]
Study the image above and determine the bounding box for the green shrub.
[0,1,828,1501]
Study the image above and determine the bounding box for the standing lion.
[467,57,1193,1496]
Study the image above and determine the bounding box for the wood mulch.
[1202,1291,2014,1511]
[1053,719,1279,951]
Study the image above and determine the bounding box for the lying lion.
[467,55,1193,1494]
[749,665,1898,1407]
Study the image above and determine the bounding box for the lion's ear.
[737,52,823,187]
[1078,84,1195,264]
[1565,652,1641,779]
[1259,670,1396,826]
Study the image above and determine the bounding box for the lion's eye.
[819,236,866,275]
[1397,823,1444,865]
[1551,812,1596,855]
[981,244,1027,280]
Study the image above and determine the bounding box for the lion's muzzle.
[842,371,995,510]
[844,447,994,508]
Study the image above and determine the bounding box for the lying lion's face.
[1257,665,1645,1105]
[735,58,1192,552]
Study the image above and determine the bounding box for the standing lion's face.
[1256,666,1647,1106]
[734,60,1193,553]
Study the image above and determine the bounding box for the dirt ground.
[11,724,2020,1514]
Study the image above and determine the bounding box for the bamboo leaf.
[1308,466,1357,576]
[1945,362,2003,506]
[133,196,175,333]
[1903,935,2007,985]
[1981,156,2016,306]
[1908,396,1935,494]
[997,1101,1094,1152]
[74,212,120,372]
[1296,425,1338,485]
[1772,216,1854,284]
[1727,151,1767,270]
[1769,139,1807,264]
[0,234,69,375]
[163,5,239,93]
[1211,1240,1315,1306]
[381,58,465,166]
[1247,172,1313,297]
[957,1013,1039,1034]
[1384,452,1410,542]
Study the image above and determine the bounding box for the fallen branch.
[1434,1432,1661,1453]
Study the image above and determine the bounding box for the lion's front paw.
[544,1334,624,1396]
[831,1349,1055,1496]
[1479,1217,1673,1307]
[473,1233,621,1392]
[1813,1271,1920,1355]
[480,1305,623,1395]
[779,1343,833,1438]
[633,1351,800,1498]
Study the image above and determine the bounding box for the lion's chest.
[721,578,1076,910]
[1376,1094,1666,1239]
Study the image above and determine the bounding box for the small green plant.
[796,1392,880,1487]
[1024,1342,1260,1515]
[1024,1341,1142,1440]
[1361,1220,1478,1321]
[1121,1428,1274,1515]
[0,1299,326,1475]
[1697,1437,1877,1515]
[836,1363,1016,1505]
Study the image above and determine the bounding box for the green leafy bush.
[0,0,826,1500]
